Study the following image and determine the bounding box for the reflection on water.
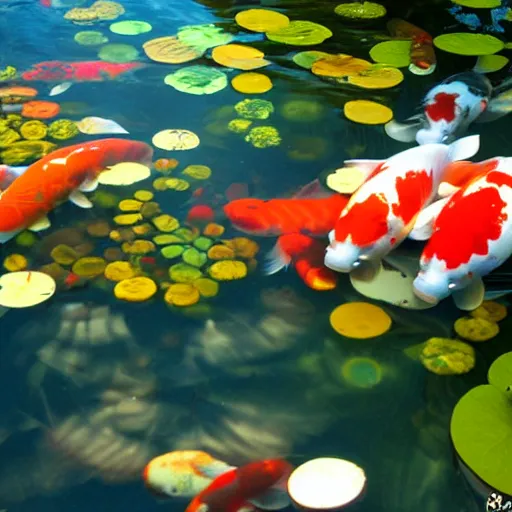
[1,0,512,510]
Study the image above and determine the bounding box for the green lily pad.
[473,54,509,73]
[193,236,214,251]
[74,30,109,45]
[174,228,198,242]
[369,40,412,68]
[98,43,140,63]
[153,234,184,245]
[182,247,207,267]
[451,0,501,7]
[334,1,387,19]
[161,245,185,259]
[169,262,203,282]
[177,24,234,52]
[292,50,332,69]
[266,21,333,46]
[110,20,152,35]
[451,351,512,494]
[164,65,228,95]
[434,33,505,56]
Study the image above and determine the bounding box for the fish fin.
[292,179,332,199]
[327,160,385,194]
[79,177,99,192]
[69,190,93,208]
[384,116,424,143]
[409,197,450,241]
[437,182,459,198]
[248,487,291,510]
[477,90,512,123]
[452,277,485,311]
[447,134,480,162]
[263,241,292,276]
[194,461,236,481]
[484,290,511,300]
[28,215,51,232]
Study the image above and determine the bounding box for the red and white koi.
[412,156,512,309]
[324,135,480,273]
[385,72,512,145]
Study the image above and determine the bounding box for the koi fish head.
[324,230,362,273]
[412,267,451,305]
[223,198,271,235]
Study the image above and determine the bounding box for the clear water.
[0,0,511,511]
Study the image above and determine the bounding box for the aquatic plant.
[3,254,28,272]
[104,261,137,281]
[143,36,203,64]
[48,119,79,140]
[235,99,274,119]
[212,44,270,70]
[419,337,475,376]
[110,20,152,35]
[330,302,392,338]
[164,66,228,95]
[72,257,107,278]
[235,9,290,32]
[266,20,333,46]
[182,165,211,180]
[207,260,247,280]
[114,276,158,301]
[169,263,203,282]
[0,271,56,308]
[164,283,200,306]
[20,120,48,140]
[152,129,200,150]
[0,140,57,165]
[244,126,281,148]
[98,44,140,63]
[453,316,499,342]
[433,33,504,55]
[344,100,393,124]
[74,30,109,45]
[51,244,79,265]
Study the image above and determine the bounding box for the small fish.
[49,82,73,96]
[185,458,293,512]
[413,156,512,310]
[225,182,250,201]
[385,72,512,145]
[186,204,215,225]
[76,116,129,135]
[0,138,153,243]
[143,450,235,499]
[324,135,480,274]
[224,180,349,237]
[265,233,338,291]
[0,86,38,98]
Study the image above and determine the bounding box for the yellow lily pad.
[434,33,504,56]
[104,261,137,281]
[208,260,247,280]
[344,100,393,125]
[369,40,412,68]
[0,271,56,308]
[152,214,180,232]
[134,190,154,201]
[312,54,372,77]
[292,50,332,69]
[3,254,28,272]
[72,257,106,278]
[114,276,157,302]
[346,64,404,89]
[152,129,200,150]
[165,178,190,191]
[182,164,211,180]
[266,20,333,46]
[212,44,271,70]
[470,301,507,323]
[453,316,499,342]
[231,72,273,94]
[193,277,219,297]
[143,36,203,64]
[169,263,203,282]
[114,213,143,226]
[235,9,290,32]
[330,302,391,339]
[98,162,151,186]
[118,199,143,212]
[164,283,200,306]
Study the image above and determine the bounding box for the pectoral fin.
[194,461,236,481]
[248,487,291,510]
[452,276,485,311]
[384,116,424,143]
[409,197,450,241]
[29,215,51,232]
[477,89,512,123]
[69,190,93,209]
[79,178,99,192]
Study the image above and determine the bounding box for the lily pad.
[98,43,139,63]
[177,24,233,53]
[451,351,512,494]
[347,64,404,89]
[152,129,200,150]
[109,20,152,35]
[434,33,504,56]
[143,36,203,64]
[344,100,393,125]
[164,66,228,95]
[292,50,332,69]
[473,54,509,73]
[330,302,392,338]
[266,21,333,46]
[451,0,501,6]
[369,40,412,68]
[312,54,371,77]
[235,9,290,32]
[334,1,386,19]
[182,247,207,267]
[212,44,271,70]
[0,271,56,308]
[74,30,109,45]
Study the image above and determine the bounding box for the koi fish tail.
[447,134,480,163]
[263,240,292,275]
[295,259,338,291]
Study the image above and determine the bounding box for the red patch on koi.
[335,193,389,247]
[392,170,433,225]
[486,170,512,189]
[366,162,388,182]
[425,92,459,123]
[422,186,507,269]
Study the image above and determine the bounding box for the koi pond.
[0,0,512,511]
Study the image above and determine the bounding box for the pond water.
[0,0,512,511]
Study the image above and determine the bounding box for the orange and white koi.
[0,138,153,243]
[324,135,480,273]
[412,156,512,309]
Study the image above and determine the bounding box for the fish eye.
[448,282,456,289]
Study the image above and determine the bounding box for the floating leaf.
[152,214,180,232]
[342,357,382,388]
[142,36,203,64]
[369,40,412,68]
[164,283,200,306]
[161,245,185,259]
[453,316,499,341]
[420,337,475,376]
[76,116,128,135]
[235,9,290,32]
[3,254,28,272]
[177,24,234,52]
[193,277,219,297]
[182,247,207,267]
[470,301,507,323]
[208,260,247,280]
[245,126,281,148]
[266,21,333,46]
[104,261,137,281]
[110,20,152,35]
[22,101,60,119]
[165,178,190,191]
[334,1,386,19]
[118,199,143,212]
[121,240,155,255]
[473,54,509,73]
[114,276,157,301]
[48,119,79,140]
[330,302,392,338]
[0,271,56,308]
[98,43,139,63]
[434,33,504,56]
[74,30,109,45]
[344,100,393,125]
[451,0,501,6]
[72,256,106,278]
[50,244,78,265]
[169,263,203,282]
[312,54,372,77]
[346,64,404,89]
[98,162,150,186]
[164,65,228,95]
[212,44,271,70]
[235,98,274,119]
[182,164,211,179]
[152,129,200,150]
[231,72,273,94]
[20,120,47,140]
[194,236,214,251]
[292,50,332,70]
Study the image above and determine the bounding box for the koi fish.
[21,61,144,82]
[385,72,512,145]
[264,233,338,291]
[387,18,436,75]
[143,450,235,499]
[185,458,293,512]
[0,138,153,243]
[412,157,512,310]
[324,135,480,274]
[223,180,349,237]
